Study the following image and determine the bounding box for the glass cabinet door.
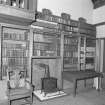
[1,26,30,79]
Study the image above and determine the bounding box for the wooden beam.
[94,22,105,27]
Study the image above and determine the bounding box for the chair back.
[7,67,26,89]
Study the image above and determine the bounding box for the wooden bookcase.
[30,10,96,90]
[78,22,96,71]
[62,34,79,71]
[60,19,96,71]
[0,0,36,80]
[0,23,32,80]
[31,13,62,89]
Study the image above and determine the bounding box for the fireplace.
[38,63,59,95]
[41,77,58,96]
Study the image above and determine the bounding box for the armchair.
[6,68,33,105]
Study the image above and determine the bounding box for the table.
[62,70,103,96]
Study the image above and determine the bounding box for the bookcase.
[31,28,62,89]
[0,24,31,79]
[31,10,62,89]
[78,21,96,70]
[31,10,96,89]
[63,34,79,71]
[60,18,96,71]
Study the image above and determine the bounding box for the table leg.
[84,79,86,88]
[97,77,102,91]
[73,79,77,97]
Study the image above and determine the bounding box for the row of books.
[33,43,56,51]
[86,52,95,57]
[33,50,56,56]
[64,57,78,64]
[64,52,78,57]
[79,22,96,30]
[2,48,28,57]
[58,24,79,32]
[79,28,96,36]
[3,43,27,49]
[64,37,78,45]
[34,33,56,43]
[3,32,29,41]
[37,12,78,26]
[86,39,96,47]
[64,45,78,52]
[2,57,28,66]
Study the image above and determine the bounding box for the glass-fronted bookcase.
[32,28,60,57]
[0,24,31,80]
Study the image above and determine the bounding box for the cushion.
[25,82,30,89]
[10,80,16,88]
[9,75,20,88]
[19,78,25,88]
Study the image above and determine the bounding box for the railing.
[0,0,32,11]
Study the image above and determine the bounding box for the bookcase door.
[63,35,79,71]
[1,25,30,79]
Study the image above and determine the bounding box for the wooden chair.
[6,68,33,105]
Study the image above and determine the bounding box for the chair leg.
[8,100,11,105]
[30,94,33,105]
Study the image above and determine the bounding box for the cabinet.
[61,20,96,71]
[0,24,31,80]
[63,34,79,71]
[79,22,96,70]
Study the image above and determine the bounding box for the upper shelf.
[0,0,37,25]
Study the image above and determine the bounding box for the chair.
[6,68,33,105]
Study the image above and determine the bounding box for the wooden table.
[62,70,103,96]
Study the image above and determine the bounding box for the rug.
[33,90,67,101]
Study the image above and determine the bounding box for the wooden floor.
[0,87,105,105]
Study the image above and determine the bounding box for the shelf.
[64,56,78,58]
[0,4,35,25]
[3,39,28,44]
[31,56,61,59]
[64,64,78,68]
[33,41,53,44]
[64,43,78,46]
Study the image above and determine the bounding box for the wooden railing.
[0,0,37,11]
